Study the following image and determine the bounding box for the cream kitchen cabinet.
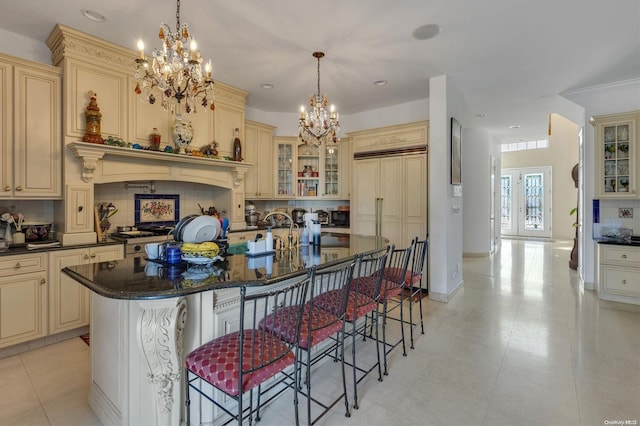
[274,137,295,198]
[597,244,640,304]
[274,136,348,200]
[244,120,275,199]
[0,54,62,199]
[49,244,123,334]
[0,253,48,349]
[227,230,255,245]
[593,111,640,199]
[349,122,428,249]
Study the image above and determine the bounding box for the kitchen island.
[62,233,386,426]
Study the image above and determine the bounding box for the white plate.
[181,256,214,265]
[181,215,220,243]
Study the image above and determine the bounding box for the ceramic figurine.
[82,91,104,144]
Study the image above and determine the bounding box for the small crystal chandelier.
[298,52,340,145]
[134,0,214,114]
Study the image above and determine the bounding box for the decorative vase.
[172,114,193,153]
[149,127,161,151]
[233,128,242,161]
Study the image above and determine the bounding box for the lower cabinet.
[0,253,48,348]
[49,245,124,335]
[597,244,640,304]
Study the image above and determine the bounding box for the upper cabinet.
[0,54,62,199]
[593,111,640,199]
[244,120,275,199]
[274,137,295,199]
[272,137,349,200]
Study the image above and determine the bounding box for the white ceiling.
[0,0,638,143]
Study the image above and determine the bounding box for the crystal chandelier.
[298,52,340,145]
[134,0,214,114]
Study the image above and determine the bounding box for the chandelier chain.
[176,0,180,32]
[317,54,321,96]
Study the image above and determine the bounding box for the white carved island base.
[88,291,218,426]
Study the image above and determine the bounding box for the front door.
[501,166,552,238]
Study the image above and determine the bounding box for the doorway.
[501,166,552,238]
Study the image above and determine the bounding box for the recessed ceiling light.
[260,83,274,89]
[373,80,388,86]
[412,24,441,41]
[81,9,106,23]
[509,125,521,129]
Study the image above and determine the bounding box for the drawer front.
[0,253,47,277]
[602,265,640,297]
[602,246,640,266]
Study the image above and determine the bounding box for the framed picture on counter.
[135,194,180,226]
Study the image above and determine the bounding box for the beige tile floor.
[2,239,639,425]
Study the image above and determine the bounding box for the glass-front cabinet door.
[296,143,320,198]
[593,111,638,199]
[275,138,294,198]
[323,144,340,198]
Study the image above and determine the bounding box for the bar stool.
[406,235,428,348]
[185,274,311,426]
[260,262,356,425]
[376,241,414,373]
[314,246,390,409]
[380,236,429,350]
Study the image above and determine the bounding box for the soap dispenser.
[266,227,273,252]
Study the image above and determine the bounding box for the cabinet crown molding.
[46,24,249,109]
[347,121,429,154]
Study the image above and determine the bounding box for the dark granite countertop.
[0,240,122,256]
[594,237,640,247]
[62,233,387,300]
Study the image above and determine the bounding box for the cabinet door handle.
[621,279,627,285]
[14,262,21,269]
[78,206,84,212]
[40,278,46,285]
[90,253,97,258]
[84,254,90,260]
[15,186,22,191]
[621,254,627,259]
[3,185,9,192]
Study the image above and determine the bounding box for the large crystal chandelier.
[298,52,340,145]
[134,0,214,114]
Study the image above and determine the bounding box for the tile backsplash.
[94,181,231,231]
[596,199,640,235]
[0,200,54,223]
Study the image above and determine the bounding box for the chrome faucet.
[262,211,298,250]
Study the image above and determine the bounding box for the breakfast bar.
[62,233,386,426]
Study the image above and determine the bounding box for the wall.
[501,113,579,240]
[563,78,640,287]
[462,128,500,255]
[429,75,465,301]
[246,98,430,138]
[0,29,50,64]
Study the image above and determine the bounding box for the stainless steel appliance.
[109,225,174,256]
[291,208,306,225]
[330,210,350,227]
[316,210,329,225]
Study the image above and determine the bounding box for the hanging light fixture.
[298,52,340,145]
[134,0,214,114]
